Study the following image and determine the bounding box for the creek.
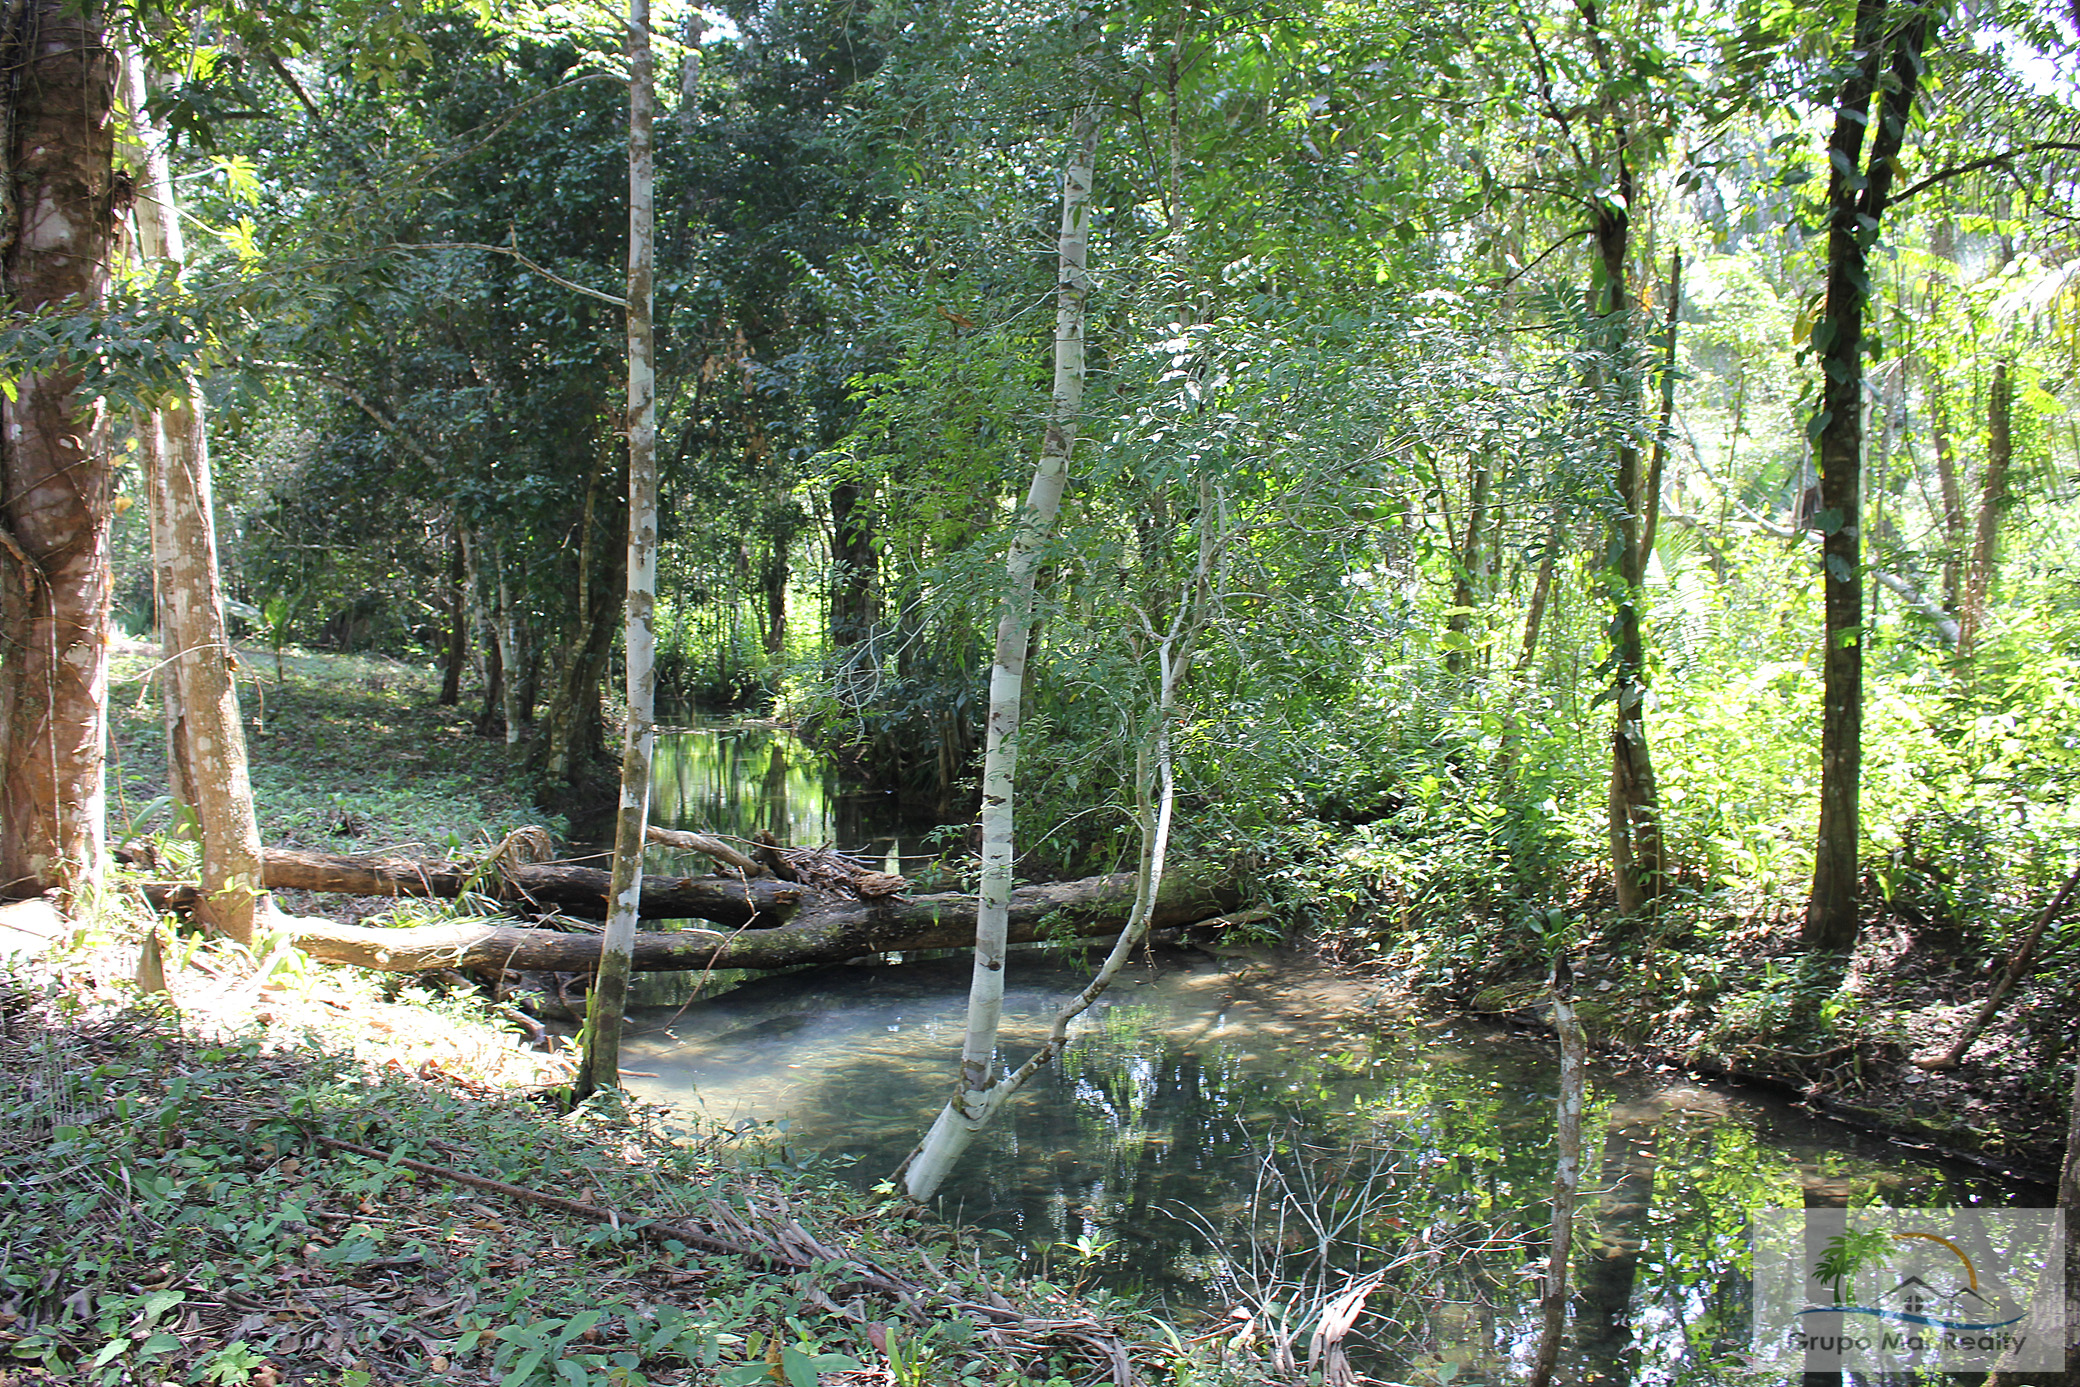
[622,722,2043,1385]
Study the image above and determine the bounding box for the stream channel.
[614,720,2046,1384]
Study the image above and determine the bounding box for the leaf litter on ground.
[0,927,1159,1387]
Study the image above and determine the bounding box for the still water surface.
[645,716,928,869]
[627,724,2040,1384]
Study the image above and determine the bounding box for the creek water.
[622,723,2043,1385]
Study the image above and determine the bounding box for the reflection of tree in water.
[940,1004,1573,1379]
[1578,1100,1662,1387]
[624,956,2023,1386]
[647,726,840,845]
[642,725,930,871]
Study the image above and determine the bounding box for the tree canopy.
[4,0,2078,958]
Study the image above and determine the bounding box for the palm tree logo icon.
[1814,1228,1897,1306]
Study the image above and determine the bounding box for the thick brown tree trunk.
[0,0,118,899]
[1806,0,1929,951]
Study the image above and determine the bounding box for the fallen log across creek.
[256,845,804,924]
[253,846,1238,973]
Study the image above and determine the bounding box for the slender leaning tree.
[903,107,1099,1201]
[576,0,658,1102]
[121,49,268,945]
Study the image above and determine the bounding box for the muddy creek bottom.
[614,948,2033,1385]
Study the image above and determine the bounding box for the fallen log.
[258,847,803,925]
[642,826,909,898]
[281,869,1236,974]
[642,825,763,874]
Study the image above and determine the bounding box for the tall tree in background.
[121,49,267,944]
[1956,359,2011,656]
[1501,0,1679,916]
[577,0,658,1102]
[904,107,1098,1200]
[0,0,118,901]
[1805,0,1934,951]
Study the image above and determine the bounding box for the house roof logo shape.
[1880,1276,1990,1306]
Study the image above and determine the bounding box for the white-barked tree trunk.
[576,0,657,1102]
[122,48,266,945]
[904,109,1105,1198]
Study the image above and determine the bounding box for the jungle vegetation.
[3,0,2079,1005]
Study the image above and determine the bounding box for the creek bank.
[1466,1000,2061,1189]
[1378,918,2070,1189]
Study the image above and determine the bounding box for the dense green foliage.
[61,0,2080,954]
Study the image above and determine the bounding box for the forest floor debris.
[0,940,1177,1387]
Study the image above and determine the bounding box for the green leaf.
[555,1311,602,1347]
[782,1346,862,1387]
[501,1347,547,1386]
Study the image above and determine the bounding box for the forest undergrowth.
[1269,837,2077,1182]
[108,641,2080,1181]
[0,958,1177,1387]
[16,645,2066,1387]
[0,650,1241,1387]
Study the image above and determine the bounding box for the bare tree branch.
[385,240,628,307]
[1893,142,2080,205]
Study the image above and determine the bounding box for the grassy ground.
[108,643,549,870]
[4,649,1223,1387]
[0,954,1157,1387]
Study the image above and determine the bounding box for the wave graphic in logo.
[1798,1305,2027,1333]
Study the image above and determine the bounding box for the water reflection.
[646,719,932,873]
[618,949,2037,1384]
[626,726,2043,1382]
